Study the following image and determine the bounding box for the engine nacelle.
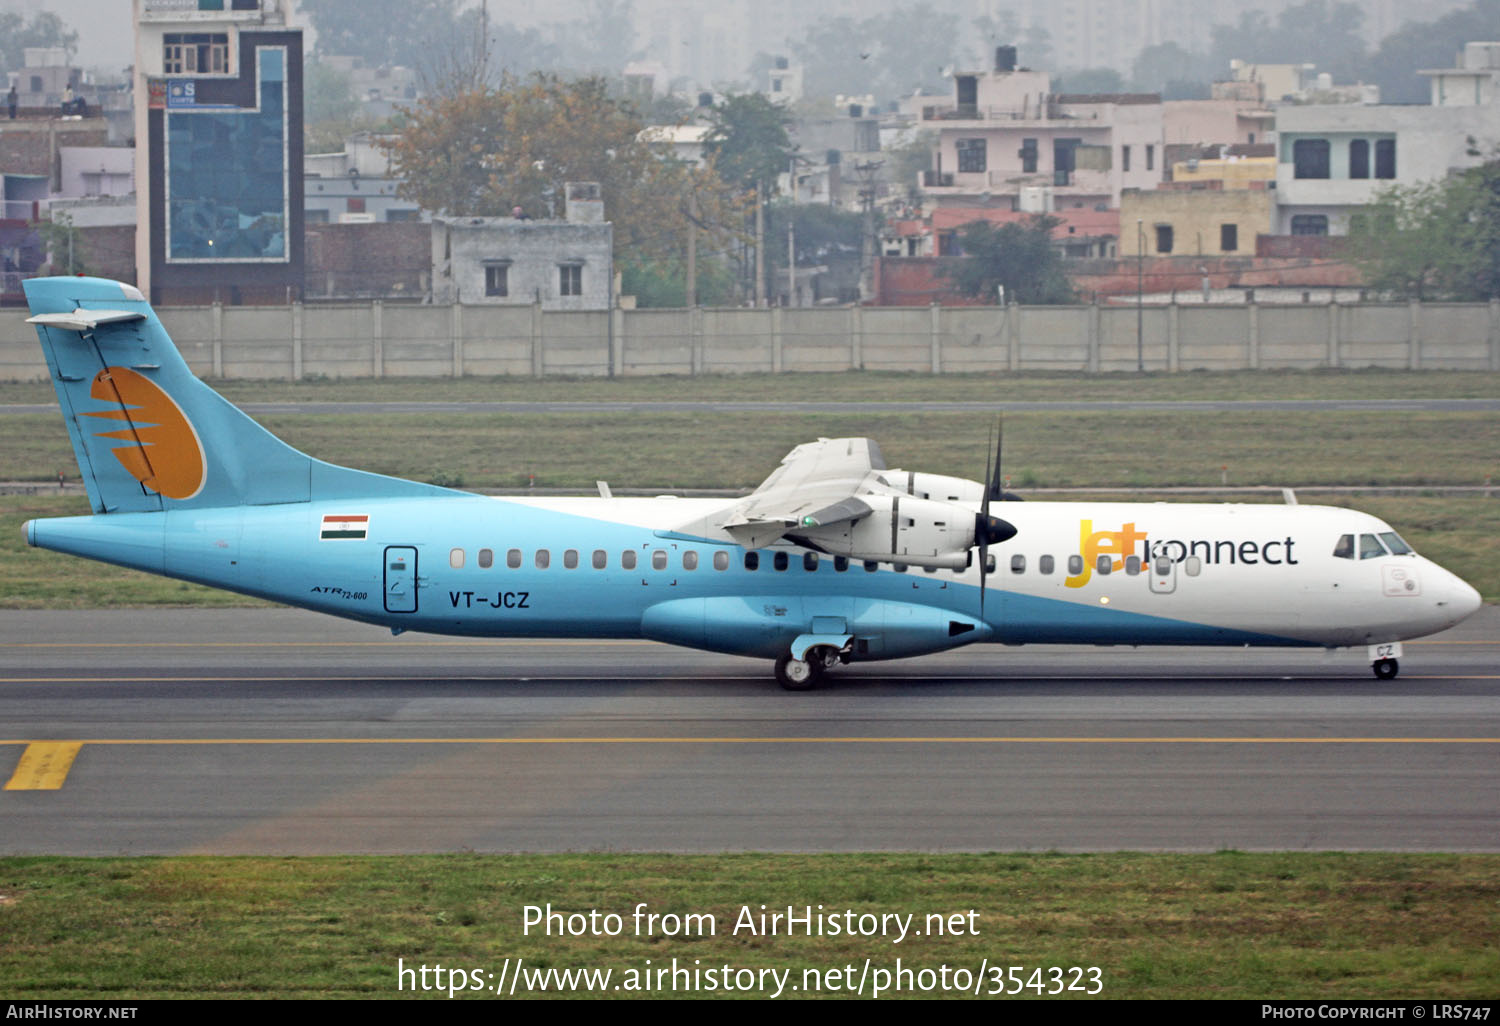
[876,470,986,505]
[793,494,975,570]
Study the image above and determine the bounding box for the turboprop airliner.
[21,277,1483,689]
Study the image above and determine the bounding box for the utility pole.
[686,191,697,307]
[754,182,765,306]
[853,159,883,303]
[1136,218,1145,373]
[787,217,796,307]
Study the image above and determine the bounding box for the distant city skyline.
[7,0,1479,81]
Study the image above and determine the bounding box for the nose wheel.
[1372,658,1399,680]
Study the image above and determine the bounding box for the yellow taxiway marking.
[3,675,1500,685]
[2,737,1497,747]
[4,742,83,790]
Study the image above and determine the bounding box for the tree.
[938,217,1075,305]
[701,93,796,194]
[765,201,867,278]
[1055,68,1126,95]
[884,129,937,207]
[1360,0,1500,104]
[0,11,78,77]
[1209,0,1367,84]
[299,0,465,67]
[385,74,742,266]
[1348,159,1500,301]
[791,4,960,103]
[1132,43,1217,98]
[303,62,370,153]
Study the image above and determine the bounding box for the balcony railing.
[922,171,954,188]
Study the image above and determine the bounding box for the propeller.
[975,417,1017,617]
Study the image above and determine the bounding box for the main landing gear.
[774,647,844,691]
[1372,657,1399,680]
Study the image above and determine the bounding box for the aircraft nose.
[1450,576,1483,622]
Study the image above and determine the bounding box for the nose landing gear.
[1367,642,1402,681]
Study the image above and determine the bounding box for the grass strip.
[0,853,1496,999]
[3,367,1500,405]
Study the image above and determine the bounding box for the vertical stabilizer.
[24,276,453,512]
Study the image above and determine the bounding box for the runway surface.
[3,398,1499,416]
[2,607,1496,855]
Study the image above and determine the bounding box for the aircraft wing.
[716,437,885,549]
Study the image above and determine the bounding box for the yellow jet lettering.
[1065,519,1149,588]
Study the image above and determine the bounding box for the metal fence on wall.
[3,299,1499,381]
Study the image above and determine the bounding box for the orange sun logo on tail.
[83,367,206,500]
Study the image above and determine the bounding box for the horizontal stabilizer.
[26,309,147,333]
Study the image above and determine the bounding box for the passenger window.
[864,560,879,572]
[592,549,607,569]
[1068,555,1084,576]
[1185,556,1202,576]
[1154,556,1173,576]
[985,554,997,574]
[652,549,668,570]
[507,548,522,569]
[1125,555,1141,576]
[622,550,637,571]
[449,548,465,569]
[1096,555,1112,575]
[1379,532,1413,555]
[1332,534,1355,559]
[1039,555,1054,575]
[563,549,579,569]
[774,552,789,571]
[478,548,493,569]
[834,556,849,572]
[744,552,759,571]
[713,551,729,571]
[1359,533,1388,560]
[1010,554,1025,574]
[535,549,550,569]
[683,551,698,570]
[803,552,818,571]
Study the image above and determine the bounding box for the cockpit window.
[1332,534,1354,559]
[1359,533,1388,560]
[1379,532,1413,555]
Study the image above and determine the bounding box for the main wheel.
[775,653,821,691]
[1372,658,1399,680]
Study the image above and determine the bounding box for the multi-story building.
[431,183,613,311]
[1272,54,1499,238]
[1421,41,1500,108]
[133,0,303,304]
[304,133,421,226]
[920,50,1164,212]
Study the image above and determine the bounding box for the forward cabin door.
[384,546,418,613]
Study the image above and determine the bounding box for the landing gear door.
[1149,555,1177,594]
[384,546,418,613]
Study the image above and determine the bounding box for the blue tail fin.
[25,276,449,513]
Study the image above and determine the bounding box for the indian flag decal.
[320,514,369,540]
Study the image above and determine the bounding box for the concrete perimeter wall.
[3,299,1499,381]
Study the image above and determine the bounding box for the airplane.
[20,276,1484,689]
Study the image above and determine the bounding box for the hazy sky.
[13,0,1459,75]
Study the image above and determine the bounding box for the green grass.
[3,367,1500,405]
[0,853,1496,999]
[6,408,1500,490]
